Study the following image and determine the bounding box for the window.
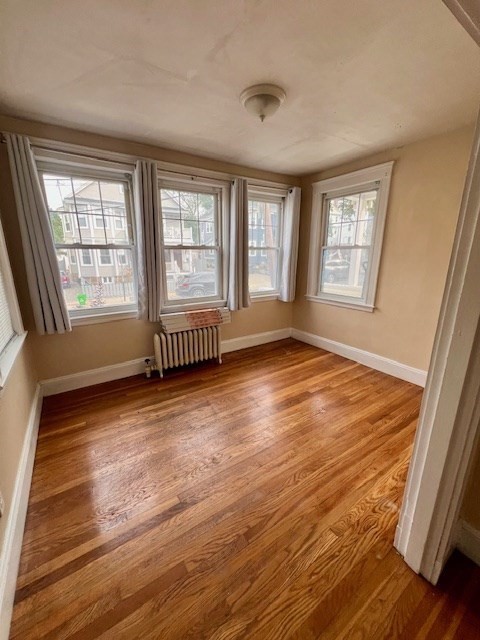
[81,249,93,266]
[248,192,283,296]
[41,172,137,319]
[94,216,109,229]
[99,249,113,265]
[307,162,393,311]
[0,218,25,388]
[159,180,227,310]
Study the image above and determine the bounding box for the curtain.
[133,160,162,322]
[279,186,301,302]
[228,178,250,311]
[5,133,71,335]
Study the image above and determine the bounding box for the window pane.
[164,249,219,301]
[320,247,369,299]
[160,188,216,242]
[248,200,280,247]
[57,248,135,311]
[43,174,131,247]
[0,260,15,355]
[248,249,278,293]
[326,189,378,249]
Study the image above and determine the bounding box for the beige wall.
[0,340,38,552]
[293,126,474,371]
[0,115,296,380]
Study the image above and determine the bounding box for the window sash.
[317,189,378,303]
[247,196,284,296]
[159,183,225,309]
[41,170,138,317]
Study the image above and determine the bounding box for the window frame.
[0,216,26,389]
[158,174,229,313]
[247,188,285,299]
[37,161,138,323]
[307,162,393,312]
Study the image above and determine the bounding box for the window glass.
[320,189,377,299]
[248,198,282,294]
[159,186,222,306]
[42,173,136,316]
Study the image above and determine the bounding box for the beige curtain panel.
[5,133,71,335]
[279,186,301,302]
[133,160,162,322]
[228,178,251,311]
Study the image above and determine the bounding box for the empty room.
[1,1,480,638]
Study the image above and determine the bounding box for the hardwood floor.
[10,339,480,639]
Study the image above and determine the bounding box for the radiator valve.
[145,358,152,379]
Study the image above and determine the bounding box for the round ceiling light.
[240,84,286,122]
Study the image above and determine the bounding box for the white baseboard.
[40,356,154,397]
[0,384,42,640]
[40,327,427,397]
[457,520,480,567]
[291,329,427,387]
[222,328,292,354]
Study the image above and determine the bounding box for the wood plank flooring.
[10,339,480,639]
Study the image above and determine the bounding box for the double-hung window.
[247,189,285,297]
[158,178,228,311]
[40,170,137,320]
[307,163,393,311]
[0,216,25,388]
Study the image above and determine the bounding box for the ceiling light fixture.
[240,84,286,122]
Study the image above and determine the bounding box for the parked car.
[323,259,350,283]
[60,270,71,288]
[175,272,216,297]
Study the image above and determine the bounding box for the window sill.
[161,300,226,314]
[70,310,138,326]
[250,293,280,303]
[0,331,27,390]
[305,295,374,313]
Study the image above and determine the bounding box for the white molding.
[0,384,42,640]
[457,520,480,567]
[40,327,427,396]
[40,356,154,396]
[305,295,374,313]
[312,161,394,193]
[443,1,480,47]
[394,112,480,583]
[291,329,427,387]
[222,328,292,354]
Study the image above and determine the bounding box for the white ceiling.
[1,0,479,175]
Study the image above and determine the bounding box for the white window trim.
[307,162,393,310]
[158,175,229,312]
[248,187,287,299]
[0,218,26,390]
